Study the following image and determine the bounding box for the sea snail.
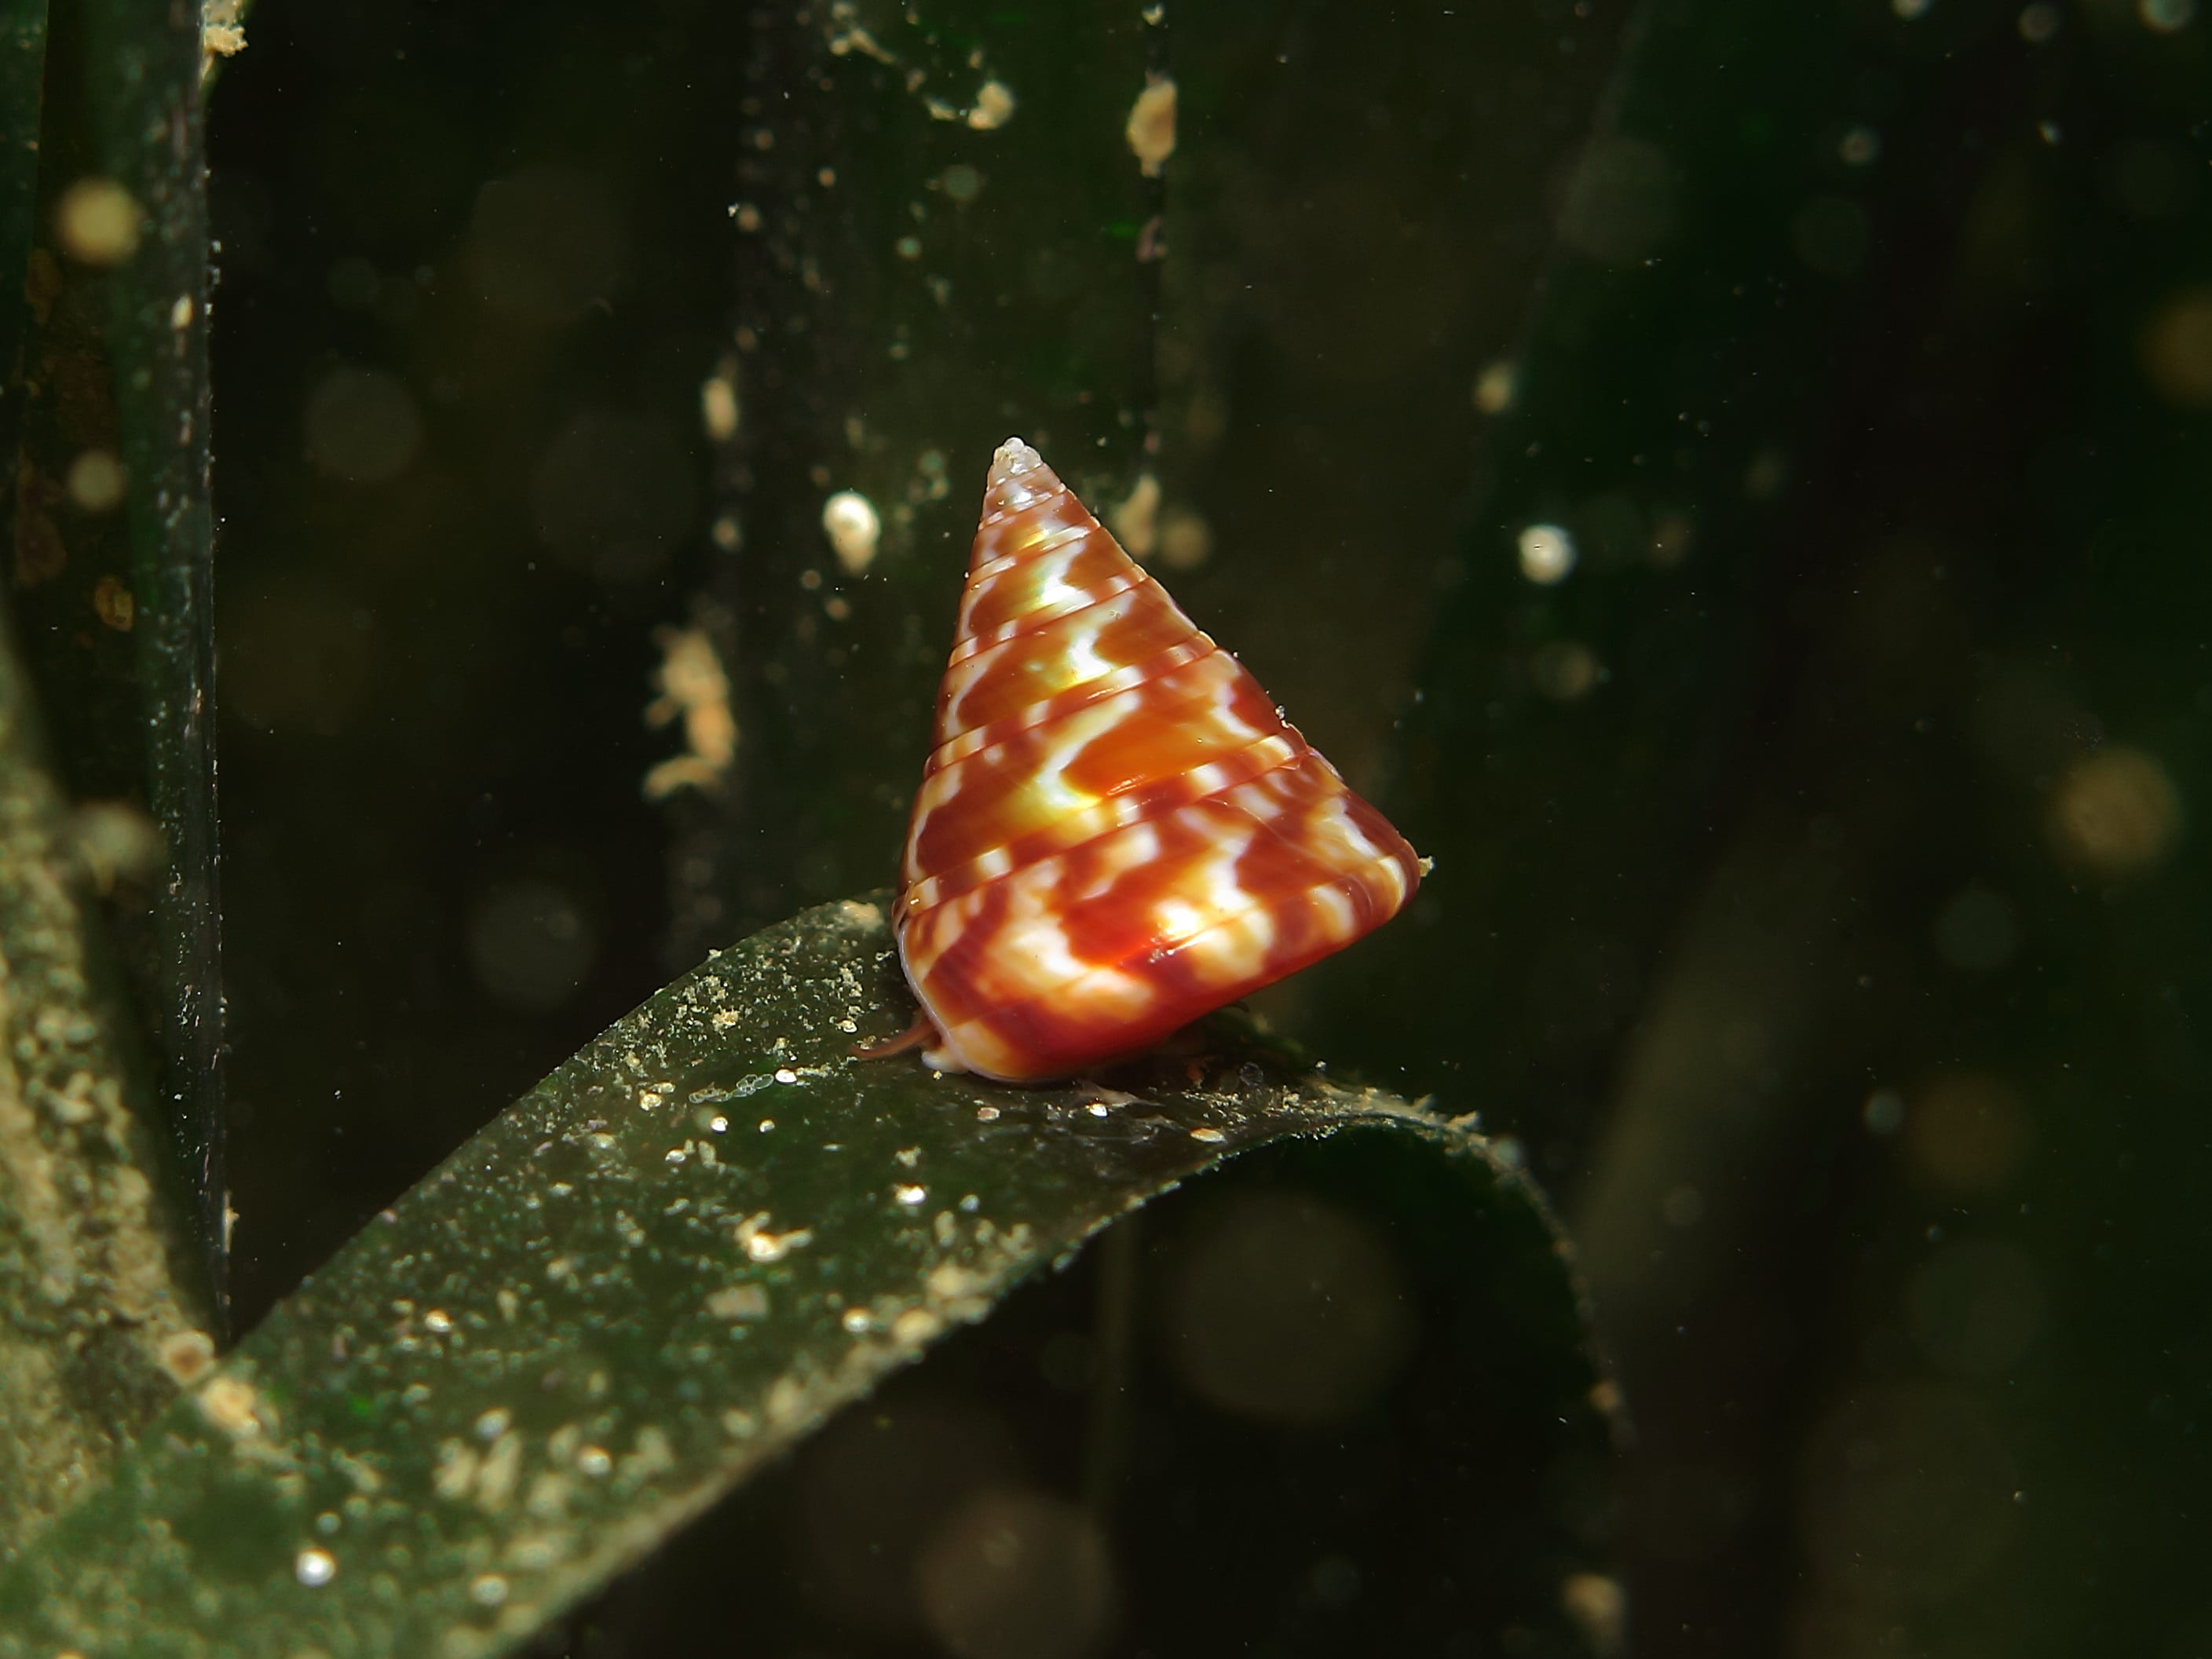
[863,438,1424,1083]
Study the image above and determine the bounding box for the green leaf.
[79,0,226,1314]
[7,0,225,1315]
[0,0,214,1565]
[0,897,1615,1657]
[0,0,44,386]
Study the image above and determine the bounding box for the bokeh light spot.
[1519,522,1577,584]
[1558,137,1677,265]
[915,1488,1114,1659]
[1905,1073,2032,1195]
[467,166,627,325]
[1906,1239,2046,1378]
[303,365,422,484]
[2048,747,2182,876]
[1159,1189,1414,1429]
[1931,884,2020,973]
[466,876,598,1014]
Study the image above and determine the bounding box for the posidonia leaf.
[0,897,1618,1657]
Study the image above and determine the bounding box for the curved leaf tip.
[0,895,1619,1657]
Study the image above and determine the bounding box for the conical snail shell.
[891,438,1422,1083]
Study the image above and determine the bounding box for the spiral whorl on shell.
[890,438,1423,1083]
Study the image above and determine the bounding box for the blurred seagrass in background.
[1,0,2209,1654]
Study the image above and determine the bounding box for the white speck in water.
[773,1068,799,1084]
[295,1548,337,1587]
[959,1193,981,1212]
[975,1105,1000,1121]
[470,1573,510,1607]
[894,1184,928,1206]
[710,1115,729,1133]
[577,1445,612,1477]
[422,1309,452,1333]
[1189,1127,1226,1143]
[1088,1102,1110,1118]
[758,1118,775,1133]
[821,491,881,575]
[474,1408,512,1442]
[843,1307,872,1333]
[1517,523,1577,585]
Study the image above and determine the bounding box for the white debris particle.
[773,1067,799,1084]
[842,1307,872,1333]
[707,1284,770,1320]
[507,1532,566,1569]
[975,1105,1000,1122]
[577,1445,613,1477]
[1088,1102,1110,1118]
[196,1374,267,1437]
[474,1408,513,1442]
[967,79,1016,130]
[643,627,737,801]
[895,1146,922,1168]
[1126,74,1177,174]
[737,1212,814,1262]
[893,1183,928,1207]
[927,1260,985,1300]
[1189,1126,1227,1143]
[470,1573,510,1607]
[766,1375,809,1426]
[620,1426,675,1484]
[821,491,881,574]
[722,1407,758,1438]
[712,1009,740,1031]
[295,1548,337,1587]
[477,1431,524,1511]
[827,19,894,60]
[710,1115,729,1133]
[170,294,194,330]
[158,1329,216,1386]
[496,1288,521,1323]
[422,1309,452,1333]
[894,1308,944,1345]
[758,1118,776,1133]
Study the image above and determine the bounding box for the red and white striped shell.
[887,438,1422,1083]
